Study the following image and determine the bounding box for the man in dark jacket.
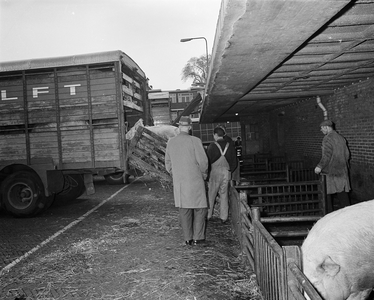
[207,126,237,223]
[314,120,351,212]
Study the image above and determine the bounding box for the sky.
[0,0,222,90]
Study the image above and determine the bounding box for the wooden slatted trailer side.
[0,51,150,217]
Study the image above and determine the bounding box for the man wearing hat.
[165,116,209,246]
[315,120,351,212]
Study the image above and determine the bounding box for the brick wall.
[267,78,374,202]
[241,114,270,155]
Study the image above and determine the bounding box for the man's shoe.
[193,239,205,246]
[221,219,228,224]
[185,240,193,246]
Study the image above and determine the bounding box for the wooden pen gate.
[253,215,286,299]
[230,178,326,300]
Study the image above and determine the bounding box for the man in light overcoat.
[165,116,208,246]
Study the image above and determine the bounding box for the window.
[170,93,177,103]
[245,123,259,140]
[191,122,241,143]
[178,93,194,103]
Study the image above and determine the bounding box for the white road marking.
[0,178,140,276]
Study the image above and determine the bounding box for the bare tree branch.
[181,54,210,86]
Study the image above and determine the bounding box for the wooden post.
[321,175,327,215]
[285,246,323,300]
[252,207,261,222]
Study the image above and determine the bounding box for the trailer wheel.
[104,172,129,185]
[0,171,45,217]
[55,174,85,201]
[39,194,56,211]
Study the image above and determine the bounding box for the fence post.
[252,207,261,222]
[284,246,301,300]
[229,186,242,243]
[284,246,324,300]
[320,175,327,215]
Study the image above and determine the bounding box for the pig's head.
[302,201,374,300]
[303,255,351,300]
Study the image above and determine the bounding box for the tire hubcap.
[8,183,34,209]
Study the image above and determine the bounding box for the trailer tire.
[55,174,85,201]
[104,172,129,185]
[39,194,56,211]
[0,171,45,217]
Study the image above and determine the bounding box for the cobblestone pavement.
[0,176,260,300]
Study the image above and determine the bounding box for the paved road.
[0,176,128,272]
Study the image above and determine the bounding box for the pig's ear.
[321,256,340,277]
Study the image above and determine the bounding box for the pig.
[302,200,374,300]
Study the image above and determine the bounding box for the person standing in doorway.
[165,116,209,246]
[314,120,351,213]
[207,126,237,223]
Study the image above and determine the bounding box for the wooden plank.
[0,134,26,143]
[91,94,116,103]
[242,234,255,269]
[241,170,287,175]
[62,151,92,161]
[0,101,24,110]
[136,139,166,157]
[61,130,91,140]
[128,155,171,181]
[0,115,25,125]
[245,181,320,189]
[126,125,172,184]
[260,216,320,223]
[139,134,167,152]
[28,111,57,123]
[59,97,89,105]
[131,148,166,171]
[249,191,320,198]
[0,138,27,157]
[30,132,58,141]
[286,249,323,300]
[59,115,89,122]
[264,209,322,217]
[271,230,308,238]
[94,150,120,161]
[94,143,119,151]
[57,72,87,81]
[30,148,59,158]
[61,145,91,152]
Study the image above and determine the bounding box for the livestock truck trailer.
[0,50,151,217]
